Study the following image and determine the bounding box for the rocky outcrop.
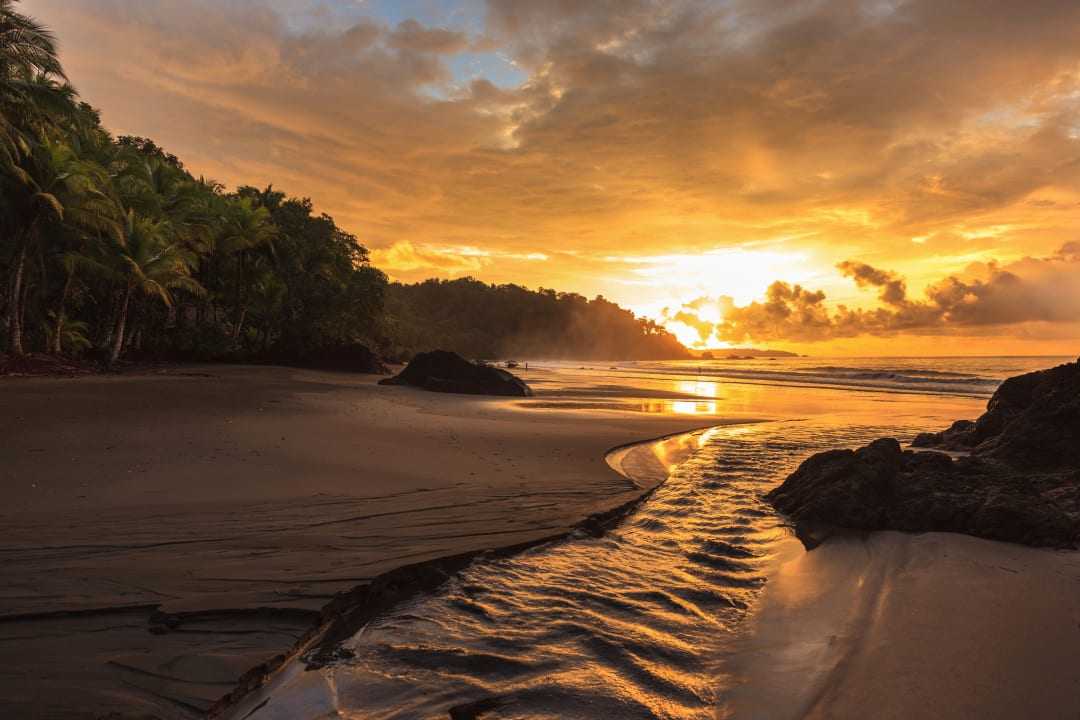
[307,343,390,375]
[273,343,390,374]
[912,358,1080,468]
[379,350,533,397]
[767,359,1080,548]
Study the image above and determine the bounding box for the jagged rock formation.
[379,350,533,397]
[912,358,1080,467]
[767,358,1080,548]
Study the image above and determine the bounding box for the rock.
[911,419,975,448]
[766,358,1080,548]
[914,358,1080,468]
[274,342,390,374]
[306,343,390,375]
[379,350,533,397]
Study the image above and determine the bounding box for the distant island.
[695,348,801,359]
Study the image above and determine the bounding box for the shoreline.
[1,364,751,718]
[212,426,713,717]
[721,531,1080,720]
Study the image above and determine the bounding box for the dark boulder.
[379,350,533,397]
[911,419,976,449]
[305,343,390,375]
[912,358,1080,468]
[766,358,1080,548]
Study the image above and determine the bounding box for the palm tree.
[216,197,277,340]
[99,210,205,364]
[2,139,119,354]
[0,1,63,80]
[1,0,66,167]
[44,309,90,354]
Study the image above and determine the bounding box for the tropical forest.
[0,0,685,373]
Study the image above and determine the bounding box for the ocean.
[540,355,1073,398]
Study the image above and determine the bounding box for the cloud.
[371,240,550,278]
[370,241,492,276]
[387,19,470,54]
[669,310,715,343]
[667,244,1080,345]
[836,261,909,306]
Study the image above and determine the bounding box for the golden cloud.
[665,245,1080,347]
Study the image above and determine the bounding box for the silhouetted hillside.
[380,278,690,360]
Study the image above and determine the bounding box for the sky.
[22,0,1080,355]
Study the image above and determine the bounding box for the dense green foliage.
[0,1,387,364]
[0,2,686,366]
[382,278,688,360]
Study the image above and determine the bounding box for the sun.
[621,247,821,348]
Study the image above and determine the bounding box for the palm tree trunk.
[233,307,247,341]
[233,251,245,334]
[7,245,26,356]
[52,271,74,355]
[110,284,133,365]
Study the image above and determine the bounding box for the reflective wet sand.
[229,412,981,719]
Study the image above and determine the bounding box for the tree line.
[383,278,688,360]
[0,1,686,367]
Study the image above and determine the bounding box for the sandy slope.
[0,365,740,719]
[722,531,1080,720]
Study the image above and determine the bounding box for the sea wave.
[626,364,1001,397]
[703,367,1000,391]
[804,365,978,379]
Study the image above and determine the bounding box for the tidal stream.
[248,419,929,719]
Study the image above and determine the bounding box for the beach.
[0,364,743,718]
[3,359,1078,719]
[723,531,1080,719]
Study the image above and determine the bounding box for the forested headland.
[0,1,687,371]
[382,279,687,360]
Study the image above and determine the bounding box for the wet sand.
[722,531,1080,720]
[0,365,743,719]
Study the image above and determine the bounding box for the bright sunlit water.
[535,355,1074,399]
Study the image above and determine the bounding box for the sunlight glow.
[611,247,816,306]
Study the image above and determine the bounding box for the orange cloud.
[668,245,1080,348]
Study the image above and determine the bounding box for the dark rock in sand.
[379,350,533,397]
[767,358,1080,548]
[280,345,390,377]
[305,343,390,375]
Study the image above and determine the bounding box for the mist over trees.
[0,1,687,367]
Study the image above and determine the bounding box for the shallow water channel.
[236,418,937,719]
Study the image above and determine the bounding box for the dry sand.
[0,364,743,719]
